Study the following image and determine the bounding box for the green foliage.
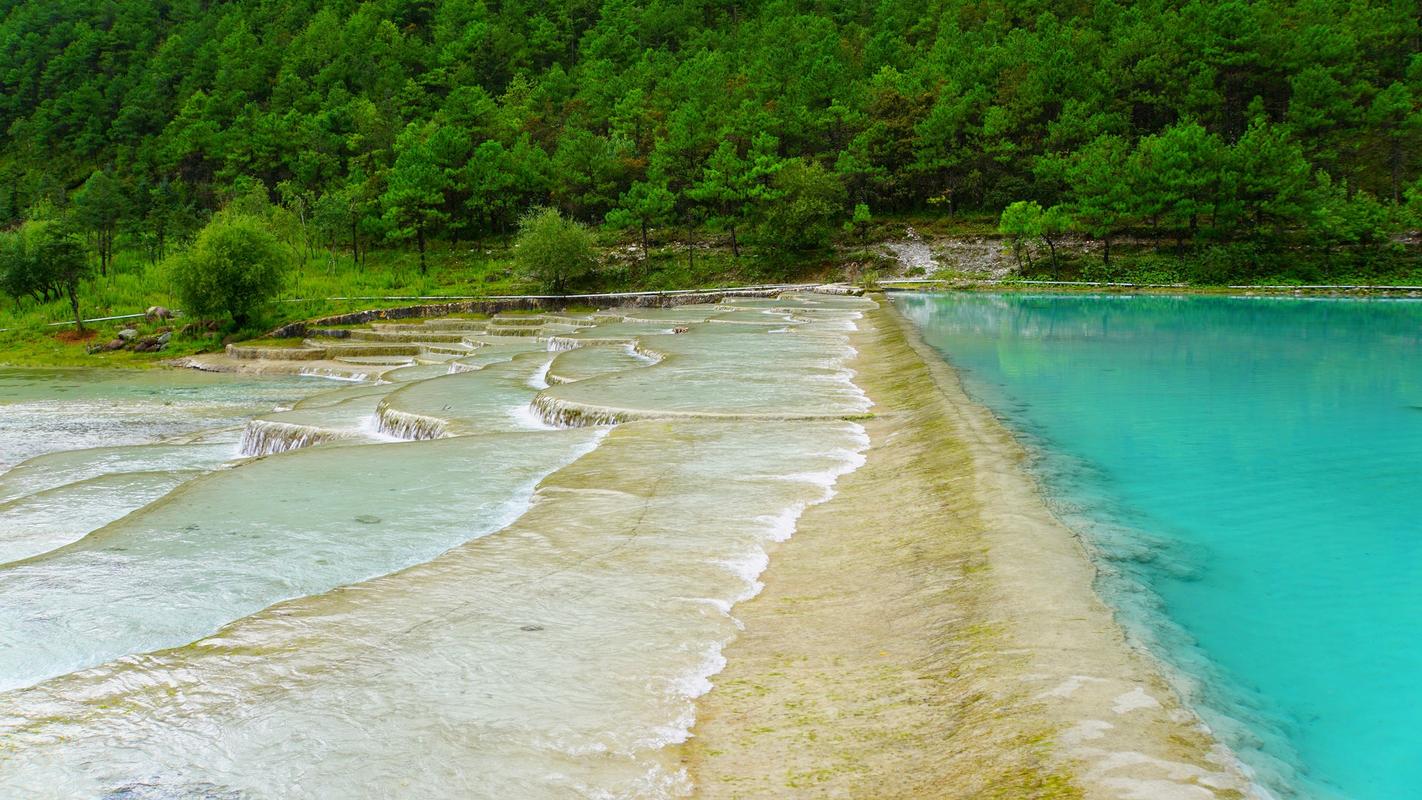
[997,201,1069,278]
[0,227,43,305]
[999,201,1043,269]
[843,203,873,244]
[381,124,455,273]
[1,218,92,327]
[170,215,292,325]
[606,179,676,258]
[0,0,1416,284]
[514,208,597,294]
[756,160,847,253]
[70,170,125,276]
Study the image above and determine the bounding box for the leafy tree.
[1365,81,1421,204]
[1056,136,1132,265]
[1037,205,1071,280]
[514,208,597,294]
[1307,174,1390,263]
[689,142,752,257]
[1224,117,1314,238]
[552,129,631,222]
[381,125,450,274]
[998,200,1042,270]
[1405,178,1422,231]
[606,179,675,260]
[1130,122,1226,249]
[32,225,92,331]
[171,214,292,325]
[756,159,846,252]
[276,180,318,259]
[0,229,44,308]
[137,179,198,265]
[70,170,125,277]
[843,202,872,245]
[462,141,518,243]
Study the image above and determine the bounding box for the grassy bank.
[0,235,828,367]
[3,220,1420,367]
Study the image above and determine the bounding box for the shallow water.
[0,293,872,798]
[0,369,319,469]
[893,292,1422,800]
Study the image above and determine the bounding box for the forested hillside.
[1,0,1420,275]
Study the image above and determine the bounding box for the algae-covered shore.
[685,297,1255,799]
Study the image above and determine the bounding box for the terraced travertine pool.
[893,291,1422,800]
[0,293,874,799]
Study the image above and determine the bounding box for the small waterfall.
[546,336,584,351]
[529,395,627,428]
[240,420,350,457]
[298,367,377,382]
[374,400,449,440]
[629,342,666,364]
[547,336,644,351]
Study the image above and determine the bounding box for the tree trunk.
[1391,137,1403,205]
[729,224,740,258]
[1043,235,1059,280]
[1103,234,1112,267]
[417,223,427,275]
[640,221,649,260]
[96,228,108,278]
[67,283,83,333]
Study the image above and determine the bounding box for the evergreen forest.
[1,0,1420,294]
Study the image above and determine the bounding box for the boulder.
[157,331,172,344]
[117,328,138,341]
[104,338,126,351]
[145,305,173,321]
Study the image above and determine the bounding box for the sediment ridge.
[684,297,1256,799]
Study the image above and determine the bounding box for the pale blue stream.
[893,292,1422,800]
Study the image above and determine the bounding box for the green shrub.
[170,214,292,325]
[514,207,597,294]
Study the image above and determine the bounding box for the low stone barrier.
[268,285,819,338]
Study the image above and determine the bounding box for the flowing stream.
[894,292,1422,800]
[0,294,872,799]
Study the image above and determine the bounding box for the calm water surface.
[894,292,1422,800]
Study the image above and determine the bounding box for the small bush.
[170,214,292,325]
[514,208,597,294]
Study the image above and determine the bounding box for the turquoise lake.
[893,292,1422,800]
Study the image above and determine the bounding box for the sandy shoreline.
[684,296,1257,799]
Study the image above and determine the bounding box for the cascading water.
[240,418,355,455]
[0,293,877,799]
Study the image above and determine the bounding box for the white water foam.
[527,358,553,390]
[297,368,378,382]
[656,420,872,758]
